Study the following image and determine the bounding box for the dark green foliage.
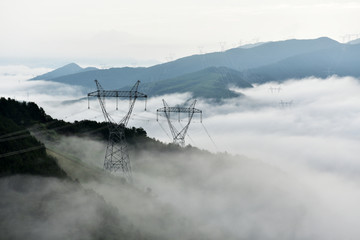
[1,98,197,240]
[0,115,66,178]
[0,97,67,177]
[40,119,148,142]
[0,97,151,178]
[0,97,50,127]
[0,97,214,179]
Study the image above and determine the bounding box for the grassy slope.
[139,67,253,99]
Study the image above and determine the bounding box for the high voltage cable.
[0,110,105,144]
[0,107,95,140]
[0,105,144,146]
[201,122,219,151]
[0,107,211,146]
[179,121,196,146]
[33,111,108,138]
[46,147,104,174]
[76,124,108,136]
[63,108,89,120]
[0,102,218,158]
[0,114,123,160]
[157,121,172,140]
[186,133,196,146]
[0,145,44,159]
[0,110,117,158]
[0,129,30,139]
[0,133,32,143]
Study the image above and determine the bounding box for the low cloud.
[37,132,360,240]
[2,66,360,239]
[0,65,84,104]
[0,175,146,240]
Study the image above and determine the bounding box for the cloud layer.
[2,66,360,239]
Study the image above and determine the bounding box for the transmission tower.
[219,41,226,52]
[279,100,293,109]
[87,80,147,181]
[157,99,202,147]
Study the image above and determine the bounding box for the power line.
[0,110,105,144]
[0,106,96,140]
[157,121,172,140]
[0,129,29,139]
[0,145,44,159]
[0,102,148,146]
[179,121,196,146]
[201,122,219,151]
[0,132,32,143]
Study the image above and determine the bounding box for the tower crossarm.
[88,80,147,99]
[88,90,147,98]
[156,106,202,114]
[88,80,147,126]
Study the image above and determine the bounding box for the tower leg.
[174,137,185,147]
[103,124,132,182]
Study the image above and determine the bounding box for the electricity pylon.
[88,80,147,181]
[157,99,202,147]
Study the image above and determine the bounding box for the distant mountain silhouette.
[134,67,253,99]
[244,43,360,83]
[347,38,360,45]
[32,63,98,80]
[33,37,341,92]
[239,42,265,49]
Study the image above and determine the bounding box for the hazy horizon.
[1,0,360,67]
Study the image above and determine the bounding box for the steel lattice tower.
[88,80,147,181]
[157,99,202,147]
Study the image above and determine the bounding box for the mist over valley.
[2,35,360,239]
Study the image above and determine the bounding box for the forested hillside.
[0,97,316,240]
[0,97,171,240]
[0,98,66,177]
[0,97,194,177]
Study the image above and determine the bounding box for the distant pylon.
[88,80,147,181]
[279,100,293,109]
[157,99,202,147]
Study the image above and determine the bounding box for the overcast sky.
[1,0,359,66]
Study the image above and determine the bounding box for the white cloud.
[4,68,360,238]
[3,68,360,180]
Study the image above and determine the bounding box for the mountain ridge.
[32,63,98,80]
[136,66,253,99]
[32,37,342,92]
[244,43,360,83]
